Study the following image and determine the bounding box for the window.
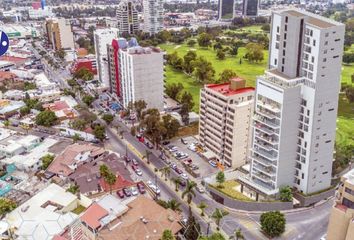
[345,187,354,195]
[343,198,354,208]
[281,66,284,72]
[284,33,287,40]
[335,39,340,42]
[276,34,280,41]
[283,42,287,48]
[285,25,288,31]
[311,56,315,63]
[275,42,279,49]
[328,108,334,111]
[282,58,285,64]
[323,58,327,62]
[325,41,328,46]
[324,50,327,54]
[283,50,286,56]
[325,33,329,37]
[325,140,331,143]
[333,55,339,59]
[277,26,280,33]
[313,40,316,46]
[285,16,288,23]
[274,59,277,65]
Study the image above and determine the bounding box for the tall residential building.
[242,0,258,16]
[218,0,235,20]
[199,78,255,168]
[45,18,74,50]
[107,38,164,111]
[143,0,164,35]
[239,9,345,198]
[94,28,119,87]
[327,169,354,240]
[117,0,139,35]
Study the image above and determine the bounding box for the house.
[69,153,134,195]
[0,99,25,119]
[99,196,183,240]
[46,143,106,178]
[5,183,89,240]
[43,96,78,121]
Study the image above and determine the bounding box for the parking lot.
[165,136,218,181]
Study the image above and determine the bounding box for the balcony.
[255,131,278,145]
[257,100,281,113]
[253,163,276,177]
[252,154,277,167]
[252,147,278,160]
[252,170,275,183]
[256,106,280,119]
[253,115,280,129]
[254,141,276,152]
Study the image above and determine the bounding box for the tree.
[165,83,184,100]
[100,164,109,178]
[3,120,9,128]
[229,45,239,56]
[166,51,184,71]
[198,33,212,48]
[199,233,226,240]
[35,110,58,127]
[67,184,79,194]
[180,92,194,125]
[161,229,176,240]
[130,126,136,136]
[216,49,226,60]
[261,24,270,32]
[20,106,31,117]
[279,186,293,202]
[218,69,237,83]
[74,68,94,81]
[69,119,87,131]
[134,100,147,120]
[230,228,244,240]
[213,42,223,51]
[184,214,201,240]
[172,177,182,192]
[260,211,286,238]
[82,94,95,107]
[245,43,264,63]
[0,198,17,216]
[211,208,229,230]
[139,109,166,147]
[182,180,197,205]
[93,125,106,142]
[343,52,354,64]
[183,51,197,75]
[105,171,117,194]
[187,39,197,47]
[167,199,181,212]
[72,133,82,143]
[160,166,171,181]
[197,201,208,216]
[143,150,152,164]
[193,57,215,84]
[162,114,180,140]
[41,154,55,170]
[216,171,225,188]
[102,113,114,125]
[55,48,66,60]
[345,86,354,103]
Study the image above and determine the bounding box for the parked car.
[180,180,187,187]
[162,141,170,145]
[196,186,205,193]
[135,169,143,176]
[174,168,183,174]
[123,187,131,197]
[181,138,188,145]
[131,165,138,171]
[181,173,189,180]
[145,141,154,149]
[150,185,161,195]
[131,187,139,196]
[170,163,177,170]
[117,189,125,198]
[132,159,139,166]
[137,182,146,194]
[209,160,217,168]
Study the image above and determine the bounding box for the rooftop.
[99,196,182,240]
[206,78,255,97]
[342,168,354,185]
[80,203,109,230]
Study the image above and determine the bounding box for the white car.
[135,169,143,176]
[209,160,217,168]
[146,180,154,188]
[131,187,139,196]
[196,186,205,193]
[181,173,189,180]
[150,185,161,195]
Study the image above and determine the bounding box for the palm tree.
[3,120,10,129]
[119,130,125,139]
[160,166,171,181]
[72,133,81,143]
[172,177,182,192]
[211,208,229,230]
[99,164,109,178]
[105,172,117,194]
[230,228,244,240]
[167,199,181,212]
[182,180,197,205]
[197,201,208,217]
[143,150,152,164]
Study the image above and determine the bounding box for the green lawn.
[341,64,354,86]
[210,180,254,202]
[71,205,86,214]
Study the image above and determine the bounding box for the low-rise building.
[43,96,78,121]
[199,78,255,168]
[327,169,354,240]
[0,99,25,119]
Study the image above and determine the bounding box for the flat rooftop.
[342,168,354,185]
[206,82,254,97]
[282,9,340,29]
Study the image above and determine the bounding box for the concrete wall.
[293,188,335,207]
[206,185,293,211]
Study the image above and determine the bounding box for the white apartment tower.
[199,78,255,168]
[143,0,164,35]
[244,9,345,197]
[94,28,119,87]
[108,38,164,111]
[45,18,75,50]
[117,0,139,35]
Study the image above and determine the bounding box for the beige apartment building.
[327,169,354,240]
[45,18,75,51]
[199,78,255,168]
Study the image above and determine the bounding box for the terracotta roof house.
[99,196,183,240]
[69,153,134,195]
[47,143,106,177]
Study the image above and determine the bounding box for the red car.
[137,182,146,194]
[117,190,125,199]
[132,165,138,171]
[175,168,183,174]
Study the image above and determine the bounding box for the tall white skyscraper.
[143,0,164,35]
[239,9,345,198]
[117,0,139,35]
[94,28,119,87]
